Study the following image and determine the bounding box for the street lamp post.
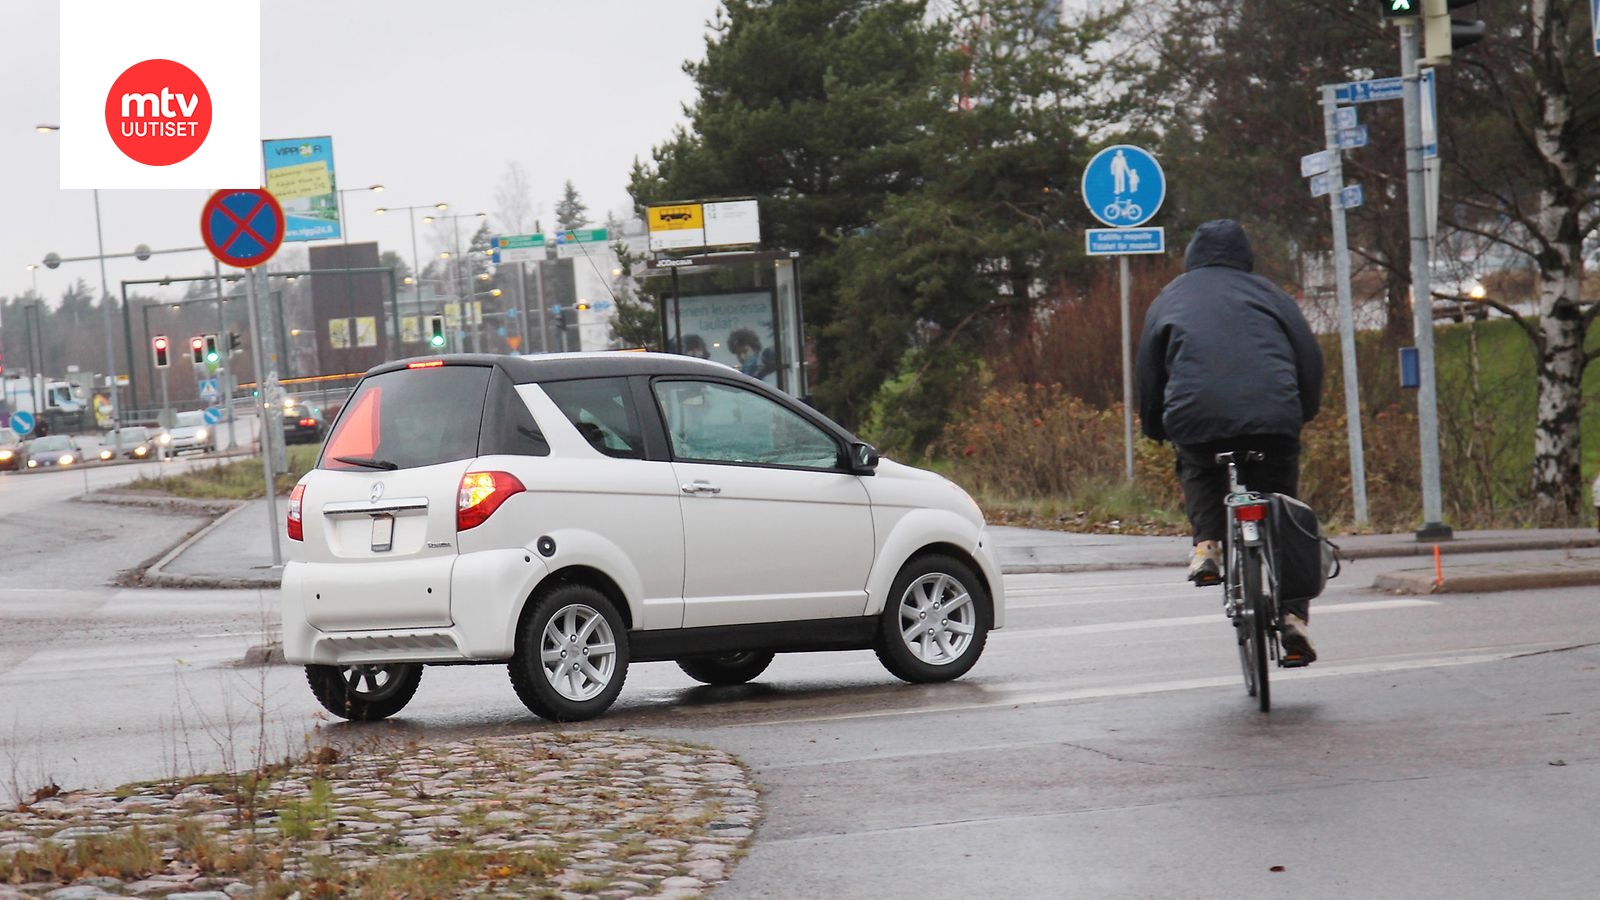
[37,124,125,423]
[374,203,448,352]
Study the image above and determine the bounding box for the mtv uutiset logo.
[60,0,259,189]
[104,59,212,166]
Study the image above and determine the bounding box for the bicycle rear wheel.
[1230,544,1256,698]
[1241,543,1271,712]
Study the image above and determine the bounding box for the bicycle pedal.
[1190,573,1222,588]
[1279,655,1312,669]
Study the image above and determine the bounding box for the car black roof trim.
[363,352,766,386]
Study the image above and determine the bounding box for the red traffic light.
[154,336,169,350]
[191,337,205,351]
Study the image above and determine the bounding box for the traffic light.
[228,331,242,354]
[1423,0,1484,64]
[427,314,446,348]
[153,335,170,369]
[190,336,206,365]
[204,334,220,364]
[1380,0,1420,16]
[553,306,567,329]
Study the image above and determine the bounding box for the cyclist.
[1135,219,1324,661]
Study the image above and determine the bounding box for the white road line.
[992,598,1436,641]
[724,649,1524,727]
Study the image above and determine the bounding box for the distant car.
[282,404,325,444]
[159,411,217,455]
[100,425,157,461]
[0,432,26,471]
[25,435,86,469]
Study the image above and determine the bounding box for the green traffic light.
[206,351,219,363]
[429,335,446,348]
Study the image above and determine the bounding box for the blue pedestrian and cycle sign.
[200,189,285,269]
[9,411,35,437]
[1082,144,1165,229]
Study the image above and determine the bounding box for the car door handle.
[681,481,722,495]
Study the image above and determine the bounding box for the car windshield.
[285,405,311,418]
[31,436,70,453]
[113,427,149,442]
[174,411,205,428]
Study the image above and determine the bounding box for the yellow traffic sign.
[648,204,703,231]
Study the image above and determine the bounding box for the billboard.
[263,136,340,242]
[672,292,778,386]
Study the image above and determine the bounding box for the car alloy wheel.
[509,583,630,722]
[540,602,619,702]
[305,662,422,721]
[875,554,990,684]
[897,572,978,665]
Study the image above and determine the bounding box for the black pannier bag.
[1269,493,1339,603]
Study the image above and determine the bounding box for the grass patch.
[119,444,319,499]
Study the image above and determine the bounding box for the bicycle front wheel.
[1241,543,1270,712]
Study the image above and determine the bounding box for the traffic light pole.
[1401,20,1451,540]
[246,267,283,567]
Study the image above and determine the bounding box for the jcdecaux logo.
[104,59,212,166]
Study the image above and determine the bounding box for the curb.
[1374,559,1600,594]
[140,501,280,589]
[1338,534,1600,561]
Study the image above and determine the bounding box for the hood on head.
[1184,219,1255,273]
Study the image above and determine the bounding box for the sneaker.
[1187,540,1222,587]
[1280,614,1317,666]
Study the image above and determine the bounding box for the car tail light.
[298,418,317,427]
[458,471,525,531]
[288,483,306,541]
[1235,502,1268,522]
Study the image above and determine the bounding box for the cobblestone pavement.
[0,732,758,899]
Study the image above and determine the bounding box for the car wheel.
[677,651,776,685]
[508,583,629,722]
[305,663,422,721]
[875,553,991,684]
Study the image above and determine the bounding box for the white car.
[159,410,217,455]
[282,352,1005,722]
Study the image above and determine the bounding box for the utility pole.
[1319,85,1370,527]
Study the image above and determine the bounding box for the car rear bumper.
[282,547,551,665]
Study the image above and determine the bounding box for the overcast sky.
[1,0,723,305]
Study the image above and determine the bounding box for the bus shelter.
[645,250,807,399]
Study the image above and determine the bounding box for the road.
[2,470,1598,895]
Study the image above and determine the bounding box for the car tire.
[677,651,776,685]
[305,663,422,721]
[874,553,991,684]
[508,583,630,722]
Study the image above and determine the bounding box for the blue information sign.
[1086,228,1165,257]
[1081,145,1165,228]
[1334,77,1404,104]
[10,411,34,437]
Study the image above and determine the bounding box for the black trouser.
[1174,435,1301,545]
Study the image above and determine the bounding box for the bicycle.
[1217,450,1310,712]
[1102,197,1144,223]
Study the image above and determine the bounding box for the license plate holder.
[370,514,394,552]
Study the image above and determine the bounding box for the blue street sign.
[1421,68,1438,159]
[1086,227,1165,256]
[1593,0,1599,57]
[1399,347,1420,389]
[1334,77,1404,104]
[203,407,222,425]
[10,411,34,437]
[1310,173,1333,198]
[1300,150,1331,178]
[197,378,220,403]
[1338,184,1365,210]
[1335,125,1369,150]
[1334,107,1358,131]
[1081,145,1166,228]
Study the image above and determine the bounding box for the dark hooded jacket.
[1135,220,1322,445]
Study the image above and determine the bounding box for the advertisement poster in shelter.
[262,136,340,242]
[673,292,777,386]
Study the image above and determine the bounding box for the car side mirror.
[848,441,879,475]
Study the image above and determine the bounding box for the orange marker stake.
[1433,543,1443,589]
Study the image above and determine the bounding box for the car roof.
[363,351,751,386]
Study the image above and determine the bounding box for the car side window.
[540,377,645,459]
[653,380,840,470]
[478,372,550,457]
